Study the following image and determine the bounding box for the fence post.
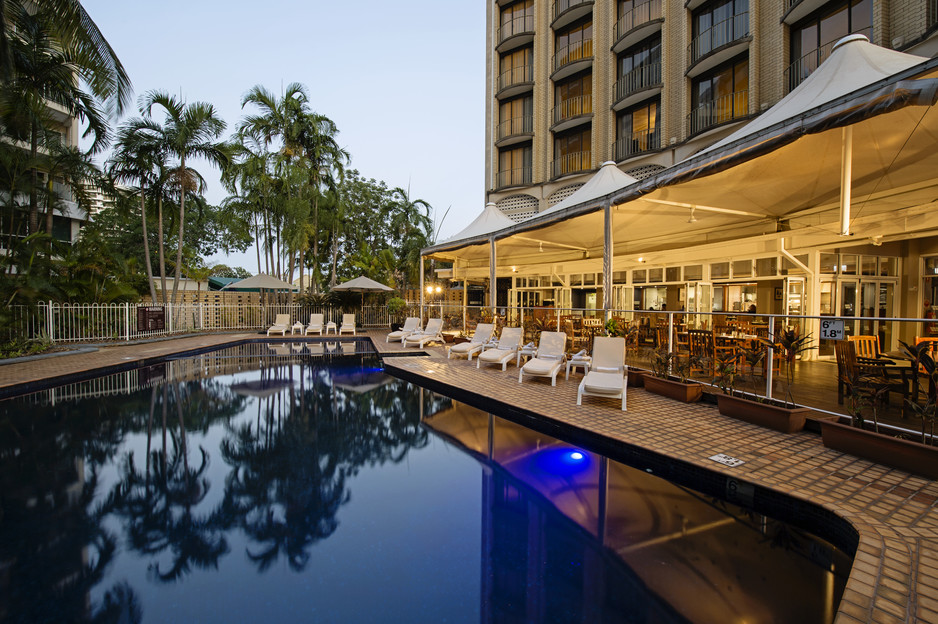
[167,304,173,335]
[200,302,204,331]
[124,302,130,341]
[46,300,54,343]
[765,316,775,400]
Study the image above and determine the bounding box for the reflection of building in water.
[425,405,850,624]
[22,340,375,405]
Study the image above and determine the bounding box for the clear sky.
[82,0,486,272]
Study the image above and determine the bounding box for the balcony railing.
[688,12,749,66]
[613,126,660,160]
[551,150,591,178]
[552,94,592,125]
[497,115,534,141]
[497,13,535,44]
[784,28,872,93]
[496,167,533,189]
[553,0,592,21]
[613,61,661,103]
[497,64,534,92]
[687,89,748,135]
[613,0,662,42]
[553,38,593,73]
[931,0,938,28]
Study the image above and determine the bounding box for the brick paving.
[1,330,937,623]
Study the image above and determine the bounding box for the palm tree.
[0,0,131,115]
[107,118,166,303]
[140,91,228,306]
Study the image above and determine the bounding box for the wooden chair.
[685,329,721,377]
[848,335,882,359]
[834,341,907,407]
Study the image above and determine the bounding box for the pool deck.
[2,330,937,624]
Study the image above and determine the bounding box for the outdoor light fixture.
[637,256,645,263]
[539,242,543,252]
[688,207,698,223]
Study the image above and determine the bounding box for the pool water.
[0,343,850,623]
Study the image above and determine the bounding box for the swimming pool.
[0,341,850,623]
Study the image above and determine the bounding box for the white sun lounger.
[477,327,524,370]
[339,313,356,335]
[448,323,495,361]
[519,331,567,386]
[304,313,324,335]
[267,314,290,336]
[404,318,444,348]
[387,317,421,343]
[577,336,628,410]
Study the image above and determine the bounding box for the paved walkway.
[2,331,936,623]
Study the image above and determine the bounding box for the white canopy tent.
[423,37,938,307]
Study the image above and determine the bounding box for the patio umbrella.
[221,273,298,291]
[331,275,393,307]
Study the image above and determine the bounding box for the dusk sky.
[82,0,486,272]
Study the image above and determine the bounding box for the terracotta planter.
[643,376,703,403]
[627,368,648,388]
[716,394,809,433]
[819,419,938,480]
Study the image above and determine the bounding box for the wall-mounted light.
[687,207,698,223]
[637,256,646,263]
[539,242,544,252]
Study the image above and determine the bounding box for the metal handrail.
[497,64,533,92]
[496,167,533,189]
[552,94,592,124]
[613,126,660,160]
[551,150,591,178]
[553,38,593,72]
[686,89,748,135]
[497,13,535,44]
[783,28,873,93]
[497,114,534,140]
[613,0,662,42]
[613,61,662,102]
[687,12,749,66]
[552,0,592,21]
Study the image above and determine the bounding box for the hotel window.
[789,0,871,91]
[615,99,659,160]
[711,261,729,279]
[617,36,661,98]
[690,0,749,64]
[684,265,703,280]
[553,127,591,177]
[499,96,533,139]
[497,144,532,188]
[554,72,592,123]
[690,56,748,135]
[500,0,534,40]
[499,47,533,90]
[555,19,593,68]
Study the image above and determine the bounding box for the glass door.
[685,282,712,329]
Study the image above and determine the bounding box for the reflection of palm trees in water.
[215,357,441,572]
[107,382,229,582]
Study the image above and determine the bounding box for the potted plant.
[819,340,938,479]
[643,346,703,403]
[387,296,407,331]
[713,344,809,434]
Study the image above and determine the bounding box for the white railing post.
[47,300,54,343]
[124,302,130,341]
[766,316,775,400]
[167,304,173,335]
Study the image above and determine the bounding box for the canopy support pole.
[603,201,613,324]
[462,274,467,332]
[419,257,425,320]
[839,126,853,236]
[490,238,497,320]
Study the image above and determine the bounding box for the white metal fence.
[6,301,421,344]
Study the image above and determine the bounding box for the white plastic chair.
[448,323,495,361]
[519,331,567,386]
[477,327,524,371]
[577,336,628,410]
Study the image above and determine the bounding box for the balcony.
[613,126,660,161]
[496,64,534,99]
[552,38,593,80]
[686,89,748,136]
[551,94,592,130]
[497,14,535,52]
[931,0,938,28]
[686,12,749,76]
[784,28,872,93]
[612,0,663,53]
[551,150,591,178]
[497,115,534,144]
[552,0,593,30]
[612,61,662,110]
[496,167,533,189]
